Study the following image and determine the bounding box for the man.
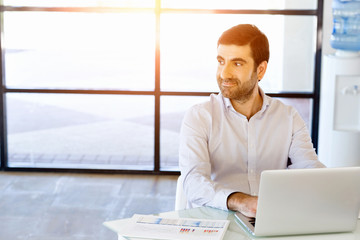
[179,24,325,218]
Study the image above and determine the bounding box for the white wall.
[322,0,335,55]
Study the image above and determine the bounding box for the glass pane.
[162,0,317,10]
[4,12,155,90]
[4,0,154,8]
[160,96,208,171]
[276,98,313,132]
[160,14,317,93]
[6,93,154,170]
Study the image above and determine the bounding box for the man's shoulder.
[188,93,224,111]
[266,95,297,114]
[184,93,225,121]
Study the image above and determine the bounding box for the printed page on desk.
[107,214,230,240]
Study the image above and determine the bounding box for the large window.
[0,0,323,173]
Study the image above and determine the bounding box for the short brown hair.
[217,24,270,67]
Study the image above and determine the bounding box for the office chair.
[175,175,187,211]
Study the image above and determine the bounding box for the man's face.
[216,44,259,102]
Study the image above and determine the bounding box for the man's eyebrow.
[231,57,247,63]
[216,56,247,63]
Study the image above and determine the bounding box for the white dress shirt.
[179,89,325,210]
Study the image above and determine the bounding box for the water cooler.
[318,0,360,167]
[318,51,360,167]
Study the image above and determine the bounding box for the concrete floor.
[0,172,178,240]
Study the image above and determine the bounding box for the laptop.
[235,167,360,237]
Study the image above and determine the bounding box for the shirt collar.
[222,87,270,115]
[258,87,270,114]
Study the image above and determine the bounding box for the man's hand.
[227,192,258,218]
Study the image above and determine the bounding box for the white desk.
[115,207,360,240]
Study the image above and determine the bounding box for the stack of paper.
[104,214,230,240]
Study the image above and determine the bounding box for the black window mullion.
[311,0,324,151]
[0,83,6,171]
[1,6,155,13]
[0,9,7,170]
[154,0,161,172]
[160,8,318,16]
[0,93,5,170]
[4,88,156,95]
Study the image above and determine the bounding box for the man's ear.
[257,61,268,81]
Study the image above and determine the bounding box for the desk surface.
[117,207,360,240]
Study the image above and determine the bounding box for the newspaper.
[104,214,230,240]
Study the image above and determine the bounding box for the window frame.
[0,1,324,174]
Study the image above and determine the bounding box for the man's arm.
[227,192,258,218]
[288,110,325,168]
[179,105,237,210]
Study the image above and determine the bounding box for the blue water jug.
[330,0,360,51]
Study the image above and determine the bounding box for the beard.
[217,72,258,103]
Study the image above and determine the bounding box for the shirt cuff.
[211,188,238,210]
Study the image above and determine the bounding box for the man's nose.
[220,64,233,80]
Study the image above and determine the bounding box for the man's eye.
[235,62,242,66]
[218,60,224,65]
